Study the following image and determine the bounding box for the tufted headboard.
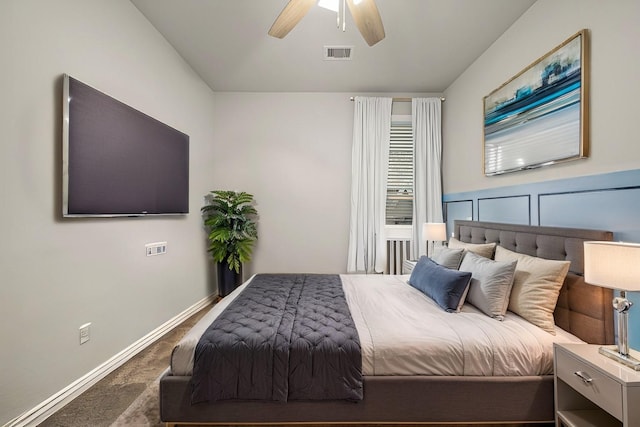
[454,220,614,345]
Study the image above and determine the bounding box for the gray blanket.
[191,274,363,403]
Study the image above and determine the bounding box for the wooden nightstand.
[402,259,417,275]
[554,343,640,426]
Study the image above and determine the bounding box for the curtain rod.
[349,96,445,102]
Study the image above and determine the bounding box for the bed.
[159,220,614,425]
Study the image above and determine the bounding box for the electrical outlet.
[79,323,91,345]
[145,241,167,256]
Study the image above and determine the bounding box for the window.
[386,117,413,225]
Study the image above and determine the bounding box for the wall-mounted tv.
[62,74,189,217]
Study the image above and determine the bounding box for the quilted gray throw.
[191,274,363,404]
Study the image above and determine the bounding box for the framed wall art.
[483,29,589,176]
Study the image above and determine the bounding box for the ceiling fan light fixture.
[269,0,385,46]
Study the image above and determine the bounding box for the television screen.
[62,74,189,217]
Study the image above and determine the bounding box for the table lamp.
[584,241,640,370]
[423,222,446,257]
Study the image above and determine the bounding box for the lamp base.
[599,346,640,370]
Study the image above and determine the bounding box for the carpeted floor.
[39,303,213,427]
[111,375,162,426]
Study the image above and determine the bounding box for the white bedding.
[170,274,583,377]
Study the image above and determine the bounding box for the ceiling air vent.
[324,46,353,60]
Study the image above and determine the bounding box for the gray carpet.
[39,304,213,427]
[110,375,162,426]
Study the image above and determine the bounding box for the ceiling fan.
[268,0,386,47]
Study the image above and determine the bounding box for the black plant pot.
[216,261,243,297]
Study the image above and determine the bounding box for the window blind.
[386,123,413,225]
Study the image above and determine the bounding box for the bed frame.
[160,220,614,425]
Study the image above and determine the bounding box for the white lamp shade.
[584,241,640,291]
[422,222,446,242]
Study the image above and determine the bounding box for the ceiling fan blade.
[346,0,385,46]
[268,0,317,39]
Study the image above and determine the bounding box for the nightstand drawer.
[556,347,623,419]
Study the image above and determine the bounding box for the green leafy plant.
[201,190,258,273]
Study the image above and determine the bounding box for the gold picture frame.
[483,29,589,176]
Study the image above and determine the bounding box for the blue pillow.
[408,256,472,312]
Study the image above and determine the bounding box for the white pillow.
[448,237,496,259]
[494,246,570,334]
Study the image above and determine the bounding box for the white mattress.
[170,274,583,377]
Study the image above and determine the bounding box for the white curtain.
[411,98,443,258]
[347,97,393,273]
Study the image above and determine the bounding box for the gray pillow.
[431,247,465,269]
[459,251,517,320]
[408,256,472,313]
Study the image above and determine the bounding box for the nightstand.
[554,343,640,426]
[402,259,417,275]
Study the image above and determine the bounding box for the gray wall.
[443,0,640,194]
[0,0,217,423]
[209,93,439,276]
[210,93,353,275]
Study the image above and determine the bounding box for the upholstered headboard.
[454,220,614,345]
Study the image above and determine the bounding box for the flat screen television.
[62,74,189,217]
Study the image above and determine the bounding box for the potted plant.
[201,190,258,297]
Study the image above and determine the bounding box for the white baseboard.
[4,294,216,427]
